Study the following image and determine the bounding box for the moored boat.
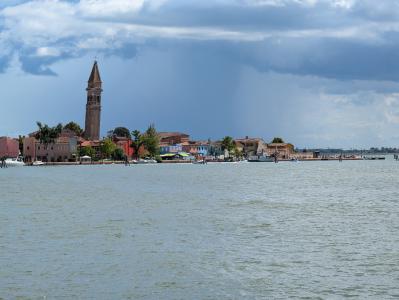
[136,159,157,164]
[5,157,25,167]
[32,160,45,166]
[248,155,274,162]
[363,156,386,160]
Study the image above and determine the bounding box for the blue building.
[160,143,183,154]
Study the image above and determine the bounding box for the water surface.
[1,161,399,299]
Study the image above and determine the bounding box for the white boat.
[192,160,206,164]
[32,160,45,166]
[5,157,25,167]
[136,159,157,164]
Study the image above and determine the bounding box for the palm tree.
[35,122,62,146]
[221,136,236,158]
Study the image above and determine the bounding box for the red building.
[0,137,19,158]
[112,136,134,158]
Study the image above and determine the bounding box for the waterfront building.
[235,137,268,157]
[208,141,224,158]
[266,143,295,159]
[0,137,19,158]
[182,141,210,157]
[112,136,134,158]
[158,132,190,145]
[84,61,102,141]
[23,136,78,162]
[160,152,193,161]
[160,143,183,154]
[292,151,315,160]
[79,140,102,159]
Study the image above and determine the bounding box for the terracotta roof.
[186,140,209,146]
[268,143,294,147]
[158,132,189,138]
[81,140,100,147]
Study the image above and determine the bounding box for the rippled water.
[1,160,399,299]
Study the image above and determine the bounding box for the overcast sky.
[1,0,399,148]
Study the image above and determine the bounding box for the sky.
[1,0,399,148]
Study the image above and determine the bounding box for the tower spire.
[88,60,102,87]
[84,61,102,141]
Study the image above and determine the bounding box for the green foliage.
[35,122,63,145]
[221,136,237,160]
[143,124,160,158]
[100,138,116,159]
[18,135,25,155]
[112,127,131,139]
[64,121,83,136]
[131,130,145,160]
[112,148,125,161]
[234,148,243,159]
[221,136,235,153]
[80,146,96,158]
[271,137,284,144]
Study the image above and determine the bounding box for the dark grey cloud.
[0,0,398,83]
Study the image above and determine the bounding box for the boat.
[5,157,25,167]
[32,160,45,166]
[192,160,207,164]
[248,155,274,162]
[363,156,386,160]
[136,159,157,164]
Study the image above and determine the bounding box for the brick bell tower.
[84,61,102,140]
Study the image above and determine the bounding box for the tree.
[80,146,96,158]
[112,148,125,161]
[100,138,116,159]
[221,136,236,157]
[35,122,63,145]
[271,137,284,144]
[18,135,25,156]
[143,124,160,158]
[131,130,145,160]
[111,127,131,139]
[64,121,83,136]
[233,148,243,160]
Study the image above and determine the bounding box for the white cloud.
[36,47,61,57]
[77,0,168,17]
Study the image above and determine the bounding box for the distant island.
[0,61,395,165]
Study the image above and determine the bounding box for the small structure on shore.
[80,155,92,163]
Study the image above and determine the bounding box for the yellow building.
[266,143,295,159]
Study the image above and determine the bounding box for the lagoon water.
[1,160,399,299]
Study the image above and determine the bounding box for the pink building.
[23,136,78,162]
[0,137,19,158]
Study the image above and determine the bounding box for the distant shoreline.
[21,157,368,166]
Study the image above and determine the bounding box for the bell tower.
[84,61,102,140]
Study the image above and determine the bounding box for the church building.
[84,61,102,141]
